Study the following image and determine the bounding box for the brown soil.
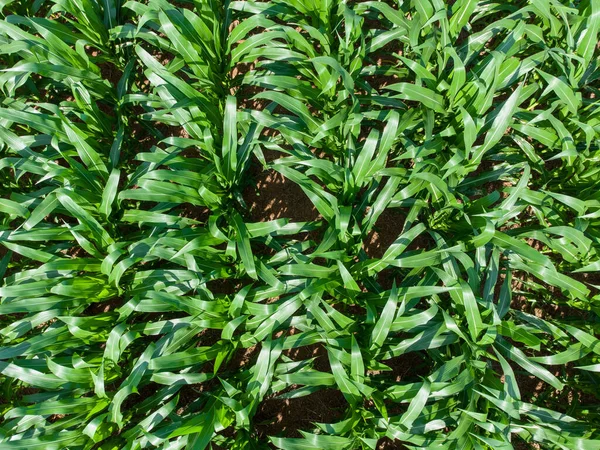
[179,204,211,223]
[97,61,123,89]
[364,207,406,259]
[285,343,330,373]
[379,352,429,383]
[513,439,541,450]
[377,437,409,449]
[254,388,347,438]
[4,4,598,450]
[244,167,320,224]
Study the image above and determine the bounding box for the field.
[0,0,600,449]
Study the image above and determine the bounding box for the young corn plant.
[1,0,600,449]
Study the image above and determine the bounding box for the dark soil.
[254,389,347,438]
[244,166,320,224]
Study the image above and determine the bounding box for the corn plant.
[0,0,599,449]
